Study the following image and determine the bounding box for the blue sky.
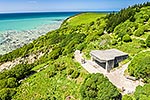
[0,0,149,13]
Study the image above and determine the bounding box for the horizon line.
[0,10,119,14]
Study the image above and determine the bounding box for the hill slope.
[0,2,150,100]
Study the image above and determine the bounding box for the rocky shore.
[0,21,62,55]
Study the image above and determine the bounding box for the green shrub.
[80,73,121,100]
[76,43,87,51]
[49,47,62,60]
[71,70,80,79]
[122,34,132,42]
[143,14,149,22]
[11,64,33,80]
[47,71,57,78]
[0,88,16,100]
[0,79,7,90]
[111,39,118,45]
[67,69,74,75]
[134,28,144,37]
[54,62,66,71]
[146,35,150,47]
[139,40,146,48]
[134,84,150,100]
[90,21,94,26]
[7,78,18,88]
[0,78,18,90]
[139,39,145,44]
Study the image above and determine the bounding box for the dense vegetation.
[0,2,150,100]
[0,64,33,100]
[106,2,150,33]
[12,57,88,100]
[134,84,150,100]
[80,73,121,100]
[128,51,150,83]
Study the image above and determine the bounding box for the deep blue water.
[0,11,113,21]
[0,12,80,20]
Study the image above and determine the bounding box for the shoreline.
[0,21,62,55]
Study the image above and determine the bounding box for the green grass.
[66,13,106,26]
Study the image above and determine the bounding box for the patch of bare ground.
[0,51,44,72]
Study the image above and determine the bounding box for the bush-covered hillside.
[0,2,150,100]
[80,73,121,100]
[128,51,150,83]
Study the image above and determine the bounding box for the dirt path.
[74,50,144,95]
[107,63,144,94]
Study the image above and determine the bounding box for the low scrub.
[128,51,150,82]
[80,73,121,100]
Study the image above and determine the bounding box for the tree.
[123,34,132,42]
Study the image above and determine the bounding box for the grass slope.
[64,13,106,26]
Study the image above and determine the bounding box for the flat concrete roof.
[90,49,128,61]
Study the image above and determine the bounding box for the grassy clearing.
[66,13,106,26]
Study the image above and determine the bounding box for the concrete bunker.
[90,49,128,72]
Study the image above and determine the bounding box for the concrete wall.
[106,60,114,72]
[94,59,106,69]
[115,55,128,65]
[91,54,128,72]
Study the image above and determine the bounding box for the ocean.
[0,12,80,31]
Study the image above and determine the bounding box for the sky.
[0,0,149,13]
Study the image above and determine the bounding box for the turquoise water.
[0,12,79,32]
[0,17,64,31]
